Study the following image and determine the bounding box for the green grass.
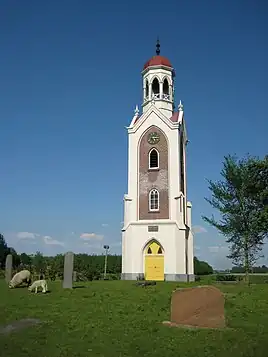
[1,280,268,357]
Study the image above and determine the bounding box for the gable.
[128,105,179,134]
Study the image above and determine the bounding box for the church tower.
[121,40,194,282]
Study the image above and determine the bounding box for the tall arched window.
[149,189,159,211]
[149,148,159,169]
[163,78,169,100]
[152,78,160,99]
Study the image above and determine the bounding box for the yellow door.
[144,241,164,281]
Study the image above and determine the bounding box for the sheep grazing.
[28,279,48,294]
[9,270,32,289]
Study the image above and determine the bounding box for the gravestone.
[63,252,74,289]
[73,271,77,282]
[5,254,12,284]
[163,285,225,329]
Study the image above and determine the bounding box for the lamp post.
[103,245,109,280]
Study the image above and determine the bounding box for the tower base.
[121,273,195,282]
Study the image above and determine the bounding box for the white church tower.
[121,40,194,282]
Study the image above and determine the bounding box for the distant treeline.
[1,233,215,278]
[231,266,268,273]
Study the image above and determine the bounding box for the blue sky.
[0,0,267,269]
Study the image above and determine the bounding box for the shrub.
[93,272,101,280]
[104,273,120,281]
[49,270,57,281]
[216,274,236,281]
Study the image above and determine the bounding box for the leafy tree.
[20,252,32,266]
[32,251,46,275]
[0,233,9,268]
[203,155,268,284]
[194,257,213,275]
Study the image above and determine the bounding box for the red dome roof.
[143,55,172,70]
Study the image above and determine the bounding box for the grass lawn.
[1,279,268,357]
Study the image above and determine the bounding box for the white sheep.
[9,269,32,288]
[28,279,48,294]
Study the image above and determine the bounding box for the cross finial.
[178,100,184,111]
[156,37,160,56]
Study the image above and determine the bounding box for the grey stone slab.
[63,252,74,289]
[5,254,12,283]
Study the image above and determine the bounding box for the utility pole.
[103,245,109,280]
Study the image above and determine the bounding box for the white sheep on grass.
[28,279,48,294]
[9,270,32,289]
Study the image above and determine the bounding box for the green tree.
[0,233,9,268]
[203,155,268,284]
[194,257,213,275]
[20,252,32,266]
[32,251,46,275]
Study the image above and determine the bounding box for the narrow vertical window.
[163,78,169,100]
[149,149,159,169]
[145,80,149,99]
[152,78,160,99]
[149,189,159,211]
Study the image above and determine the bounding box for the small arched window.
[149,149,159,169]
[157,247,162,254]
[145,80,149,99]
[163,78,169,100]
[147,247,152,254]
[149,189,159,211]
[152,78,160,99]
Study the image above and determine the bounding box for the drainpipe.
[185,227,189,282]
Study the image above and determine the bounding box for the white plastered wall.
[122,221,187,276]
[121,103,191,277]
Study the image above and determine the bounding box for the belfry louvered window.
[149,149,159,169]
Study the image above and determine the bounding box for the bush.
[49,270,57,281]
[93,272,101,280]
[104,273,120,281]
[216,274,236,282]
[77,271,91,281]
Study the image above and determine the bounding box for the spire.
[178,100,184,112]
[129,105,139,127]
[156,37,160,56]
